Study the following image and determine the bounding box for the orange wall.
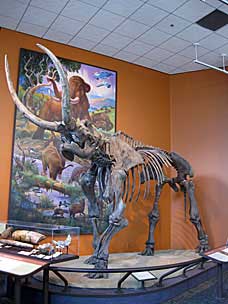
[0,28,171,255]
[170,69,228,250]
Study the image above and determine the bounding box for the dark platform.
[17,250,224,304]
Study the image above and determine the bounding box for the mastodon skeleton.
[5,44,209,278]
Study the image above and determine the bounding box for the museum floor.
[26,250,226,304]
[2,269,228,304]
[2,249,228,304]
[28,269,228,304]
[166,270,228,304]
[2,275,228,304]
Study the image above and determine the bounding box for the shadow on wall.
[110,183,170,253]
[171,175,228,250]
[195,175,228,248]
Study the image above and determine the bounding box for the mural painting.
[9,48,117,234]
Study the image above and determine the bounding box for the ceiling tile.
[123,40,153,56]
[163,53,192,67]
[101,32,133,49]
[17,0,30,4]
[114,19,150,38]
[114,50,139,62]
[216,24,228,39]
[44,29,73,43]
[22,6,57,27]
[186,61,209,71]
[218,3,228,14]
[178,44,210,58]
[1,0,226,76]
[77,0,107,7]
[69,36,97,50]
[170,68,183,74]
[198,51,223,66]
[77,24,110,43]
[159,36,191,53]
[147,0,189,13]
[134,56,161,68]
[103,0,143,17]
[153,62,176,73]
[155,14,191,35]
[213,43,228,56]
[89,9,125,31]
[172,62,207,74]
[174,0,215,22]
[198,33,227,51]
[138,28,171,46]
[61,0,99,22]
[0,15,18,30]
[92,43,120,56]
[144,47,174,61]
[176,23,212,43]
[17,21,47,36]
[0,0,27,21]
[30,0,69,14]
[50,15,85,36]
[130,3,169,26]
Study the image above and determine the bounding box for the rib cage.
[97,131,174,203]
[121,147,172,202]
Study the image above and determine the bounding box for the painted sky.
[19,50,117,110]
[69,63,116,101]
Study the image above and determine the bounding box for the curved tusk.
[52,96,61,102]
[36,44,72,127]
[70,96,80,104]
[5,55,59,131]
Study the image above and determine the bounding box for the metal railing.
[49,256,205,290]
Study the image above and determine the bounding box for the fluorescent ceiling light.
[193,43,228,75]
[201,0,228,4]
[219,0,228,4]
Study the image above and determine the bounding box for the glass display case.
[0,220,80,261]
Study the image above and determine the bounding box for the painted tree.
[19,49,81,89]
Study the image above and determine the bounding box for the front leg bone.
[87,218,128,279]
[86,169,128,278]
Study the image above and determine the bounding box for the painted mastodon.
[41,134,72,180]
[25,73,91,139]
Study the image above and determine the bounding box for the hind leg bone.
[181,180,209,252]
[141,183,164,256]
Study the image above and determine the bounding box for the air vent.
[196,9,228,31]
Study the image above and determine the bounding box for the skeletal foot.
[86,272,108,279]
[84,255,97,265]
[139,246,154,256]
[85,258,108,279]
[195,243,209,253]
[195,236,209,253]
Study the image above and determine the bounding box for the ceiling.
[1,0,228,74]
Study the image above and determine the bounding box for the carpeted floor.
[166,270,228,304]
